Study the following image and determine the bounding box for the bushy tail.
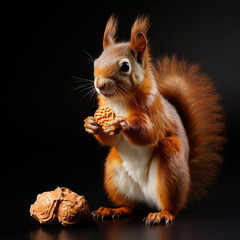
[155,56,225,201]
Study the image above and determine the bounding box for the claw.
[145,219,149,226]
[91,206,132,221]
[143,211,173,226]
[118,211,122,217]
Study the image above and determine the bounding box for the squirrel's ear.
[129,16,150,65]
[129,32,147,63]
[103,15,118,49]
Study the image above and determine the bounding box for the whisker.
[82,49,94,63]
[117,84,140,113]
[72,82,97,109]
[69,82,93,89]
[122,88,138,109]
[68,73,98,108]
[76,86,95,94]
[69,75,94,83]
[88,88,98,105]
[114,86,127,109]
[68,80,94,85]
[81,87,97,104]
[70,84,94,93]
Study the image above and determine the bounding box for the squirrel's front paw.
[104,116,130,136]
[84,116,102,135]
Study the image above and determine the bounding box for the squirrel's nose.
[96,77,106,90]
[97,82,105,90]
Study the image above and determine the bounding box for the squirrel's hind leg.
[144,138,190,225]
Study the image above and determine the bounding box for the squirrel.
[84,15,225,225]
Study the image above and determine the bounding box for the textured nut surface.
[94,106,115,130]
[30,187,91,226]
[58,187,91,226]
[30,187,62,225]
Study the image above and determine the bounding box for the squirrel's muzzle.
[94,76,115,98]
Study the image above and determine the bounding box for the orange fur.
[94,132,119,146]
[93,206,134,219]
[121,67,169,147]
[103,15,118,49]
[156,144,190,217]
[155,56,225,201]
[103,147,136,208]
[160,136,181,156]
[129,15,150,56]
[86,15,225,223]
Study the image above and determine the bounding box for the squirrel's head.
[94,15,150,100]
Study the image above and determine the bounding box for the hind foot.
[143,210,174,225]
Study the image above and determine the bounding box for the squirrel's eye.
[120,61,130,72]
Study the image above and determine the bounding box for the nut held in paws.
[30,187,91,226]
[94,106,115,130]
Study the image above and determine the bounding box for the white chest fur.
[114,136,160,209]
[108,100,161,209]
[108,100,130,116]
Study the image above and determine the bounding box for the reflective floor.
[2,205,240,240]
[1,175,240,240]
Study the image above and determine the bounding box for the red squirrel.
[84,15,225,225]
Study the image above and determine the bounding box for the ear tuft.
[129,15,150,64]
[103,15,118,49]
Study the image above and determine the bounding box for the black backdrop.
[2,0,240,230]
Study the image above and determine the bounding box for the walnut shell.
[30,187,62,225]
[94,106,115,130]
[30,187,91,226]
[57,187,91,226]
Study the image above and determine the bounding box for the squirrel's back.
[155,56,225,201]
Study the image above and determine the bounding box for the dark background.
[2,1,240,239]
